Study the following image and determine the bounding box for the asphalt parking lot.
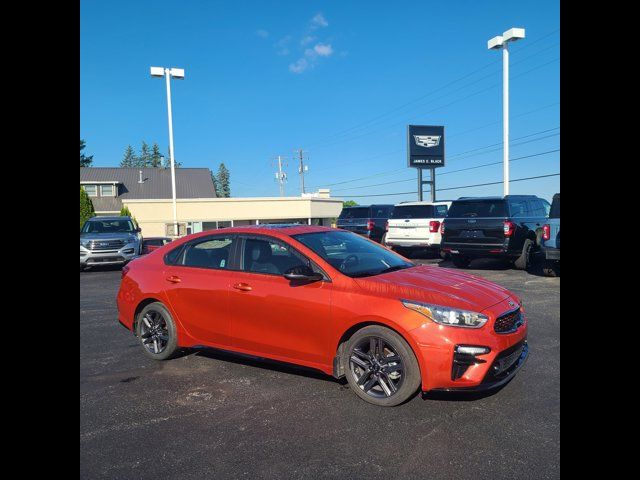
[80,257,559,480]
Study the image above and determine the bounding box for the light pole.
[488,27,525,196]
[150,66,185,236]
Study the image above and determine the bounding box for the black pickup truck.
[441,195,550,269]
[336,204,394,243]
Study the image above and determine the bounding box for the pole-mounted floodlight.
[150,66,185,237]
[487,27,525,196]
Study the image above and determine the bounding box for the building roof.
[80,167,217,199]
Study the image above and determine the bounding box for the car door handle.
[166,275,181,284]
[233,283,252,292]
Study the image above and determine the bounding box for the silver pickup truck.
[80,216,142,271]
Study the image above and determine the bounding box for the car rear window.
[447,200,507,218]
[338,207,369,219]
[391,205,434,219]
[549,195,560,218]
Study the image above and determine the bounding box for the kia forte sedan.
[117,225,528,406]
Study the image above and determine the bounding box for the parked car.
[441,195,550,270]
[80,216,142,271]
[142,237,173,255]
[118,225,528,407]
[384,201,452,256]
[336,204,393,243]
[540,193,560,277]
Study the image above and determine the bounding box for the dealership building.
[80,167,343,237]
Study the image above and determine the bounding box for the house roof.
[80,167,217,199]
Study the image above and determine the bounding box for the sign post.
[407,125,445,202]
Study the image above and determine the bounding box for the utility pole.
[273,155,287,197]
[296,149,309,195]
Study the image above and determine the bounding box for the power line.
[311,127,559,189]
[331,149,560,192]
[304,29,559,149]
[341,173,560,198]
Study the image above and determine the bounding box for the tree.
[140,141,151,167]
[163,146,182,168]
[215,163,230,197]
[343,200,359,207]
[211,171,220,196]
[120,205,138,226]
[80,139,93,167]
[120,145,138,167]
[150,143,163,167]
[80,187,95,229]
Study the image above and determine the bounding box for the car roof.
[176,224,333,242]
[87,216,132,221]
[454,195,538,202]
[394,201,452,206]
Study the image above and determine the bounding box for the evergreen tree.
[211,171,220,196]
[120,145,138,167]
[140,141,152,167]
[150,143,163,167]
[120,205,132,216]
[216,163,231,198]
[80,187,95,229]
[80,139,93,167]
[163,146,182,168]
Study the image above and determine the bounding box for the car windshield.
[338,207,369,219]
[292,231,414,278]
[82,219,136,233]
[391,205,434,219]
[447,200,506,218]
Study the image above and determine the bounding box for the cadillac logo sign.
[408,125,445,168]
[413,135,441,148]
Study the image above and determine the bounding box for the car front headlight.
[401,299,488,328]
[80,240,91,248]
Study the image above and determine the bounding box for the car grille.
[87,240,126,251]
[494,308,524,334]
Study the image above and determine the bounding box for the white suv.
[383,201,451,255]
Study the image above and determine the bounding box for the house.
[80,167,343,237]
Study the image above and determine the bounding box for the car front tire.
[342,325,421,407]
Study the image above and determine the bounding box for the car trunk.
[387,205,437,241]
[443,200,508,247]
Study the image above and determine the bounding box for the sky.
[80,0,559,204]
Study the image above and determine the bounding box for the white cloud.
[289,58,309,74]
[256,29,269,38]
[300,35,316,46]
[274,35,291,55]
[311,13,328,28]
[313,43,333,57]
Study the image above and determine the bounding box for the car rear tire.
[451,255,471,268]
[542,261,560,277]
[135,302,180,361]
[342,325,421,407]
[514,239,534,270]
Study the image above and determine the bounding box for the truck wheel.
[451,255,471,268]
[542,261,560,277]
[514,239,533,270]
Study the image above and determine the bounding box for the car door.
[162,234,238,347]
[228,234,333,367]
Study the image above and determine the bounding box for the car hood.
[353,264,512,313]
[80,232,136,241]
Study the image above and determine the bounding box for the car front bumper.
[408,296,529,392]
[80,244,139,266]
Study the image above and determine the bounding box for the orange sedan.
[117,225,527,406]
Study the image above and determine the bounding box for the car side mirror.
[283,265,323,282]
[136,227,142,232]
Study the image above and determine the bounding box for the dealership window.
[100,184,116,196]
[166,223,187,237]
[83,185,98,197]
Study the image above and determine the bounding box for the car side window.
[434,205,448,217]
[182,236,234,269]
[509,200,528,218]
[242,237,309,276]
[540,199,551,217]
[164,244,185,265]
